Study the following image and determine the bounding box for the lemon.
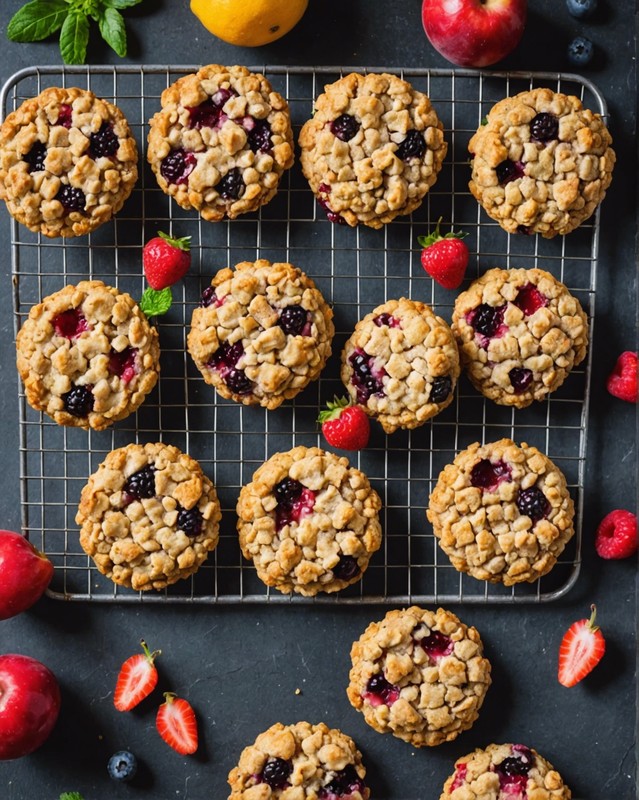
[190,0,309,47]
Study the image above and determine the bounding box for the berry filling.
[373,313,400,328]
[429,375,452,404]
[122,466,156,503]
[216,167,245,200]
[514,283,548,316]
[260,757,292,790]
[279,305,310,336]
[207,341,251,394]
[57,104,73,128]
[517,487,550,522]
[516,225,532,235]
[177,505,203,537]
[495,746,533,797]
[25,142,47,173]
[160,149,196,186]
[395,129,426,162]
[470,458,512,491]
[319,765,367,799]
[108,347,138,384]
[63,385,93,418]
[52,309,90,340]
[496,159,525,185]
[530,112,559,143]
[274,478,316,531]
[318,182,347,225]
[364,673,400,707]
[467,304,507,347]
[56,185,86,212]
[449,763,468,792]
[246,119,273,153]
[330,114,360,142]
[332,555,360,582]
[349,349,385,404]
[89,122,119,159]
[188,100,221,130]
[417,630,454,662]
[509,367,533,394]
[200,287,226,308]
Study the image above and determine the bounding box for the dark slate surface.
[0,1,636,798]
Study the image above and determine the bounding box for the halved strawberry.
[113,640,161,712]
[156,693,198,755]
[558,605,606,687]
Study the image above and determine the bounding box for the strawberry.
[113,639,161,712]
[558,605,606,687]
[143,231,191,290]
[606,351,638,403]
[418,218,469,289]
[595,509,638,559]
[318,396,370,450]
[156,693,198,755]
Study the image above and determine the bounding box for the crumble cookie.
[77,442,221,591]
[440,743,572,800]
[299,72,447,229]
[469,87,615,237]
[16,280,160,430]
[451,267,589,408]
[228,721,370,800]
[0,86,138,237]
[147,64,294,221]
[427,439,575,586]
[347,606,491,748]
[341,298,460,433]
[236,446,382,596]
[187,259,334,408]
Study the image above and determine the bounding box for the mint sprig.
[59,793,84,800]
[139,286,172,319]
[7,0,144,65]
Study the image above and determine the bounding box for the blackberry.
[279,305,307,335]
[247,119,273,153]
[160,149,196,185]
[89,122,119,158]
[495,159,524,186]
[209,341,244,369]
[200,286,217,307]
[471,303,505,338]
[56,185,86,212]
[177,505,203,537]
[25,142,47,173]
[274,477,303,508]
[509,367,533,394]
[261,757,292,789]
[332,555,360,581]
[188,99,220,130]
[499,755,532,777]
[63,385,93,417]
[216,168,244,200]
[396,129,426,161]
[429,375,452,404]
[330,114,359,142]
[530,112,559,143]
[224,367,252,395]
[365,673,399,705]
[349,351,384,403]
[322,765,366,797]
[123,466,156,500]
[107,750,138,783]
[517,487,550,522]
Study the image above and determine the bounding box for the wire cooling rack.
[3,65,605,604]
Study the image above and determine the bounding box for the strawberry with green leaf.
[418,218,469,290]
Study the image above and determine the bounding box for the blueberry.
[566,0,597,19]
[107,750,138,782]
[495,159,525,186]
[330,114,359,142]
[247,119,273,153]
[429,376,452,404]
[216,167,244,200]
[567,36,594,67]
[200,286,217,307]
[332,555,360,581]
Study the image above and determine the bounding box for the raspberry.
[606,351,638,403]
[595,509,638,559]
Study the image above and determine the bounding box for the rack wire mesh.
[3,65,605,604]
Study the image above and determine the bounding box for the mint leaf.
[139,287,172,318]
[59,8,89,64]
[7,0,69,42]
[103,0,143,7]
[59,793,84,800]
[98,7,127,57]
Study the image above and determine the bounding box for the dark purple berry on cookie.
[330,114,360,142]
[509,367,533,394]
[177,505,203,537]
[123,466,156,500]
[224,368,252,395]
[63,385,94,417]
[216,167,244,200]
[317,182,347,225]
[470,458,512,490]
[514,283,548,316]
[56,185,86,212]
[332,555,360,581]
[373,313,399,328]
[279,305,308,336]
[188,99,221,130]
[530,113,559,143]
[274,478,315,530]
[57,104,73,128]
[25,142,47,173]
[200,286,217,308]
[364,673,400,707]
[395,129,426,162]
[209,341,244,370]
[517,487,550,522]
[108,347,138,383]
[349,350,385,404]
[320,765,367,798]
[496,746,534,793]
[261,758,292,789]
[429,375,452,404]
[274,477,303,507]
[496,159,525,185]
[418,630,454,662]
[89,122,119,159]
[160,149,197,186]
[247,119,273,153]
[469,303,506,339]
[52,309,89,340]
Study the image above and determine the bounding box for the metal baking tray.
[3,65,606,604]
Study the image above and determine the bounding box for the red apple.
[0,530,53,621]
[422,0,527,68]
[0,654,61,759]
